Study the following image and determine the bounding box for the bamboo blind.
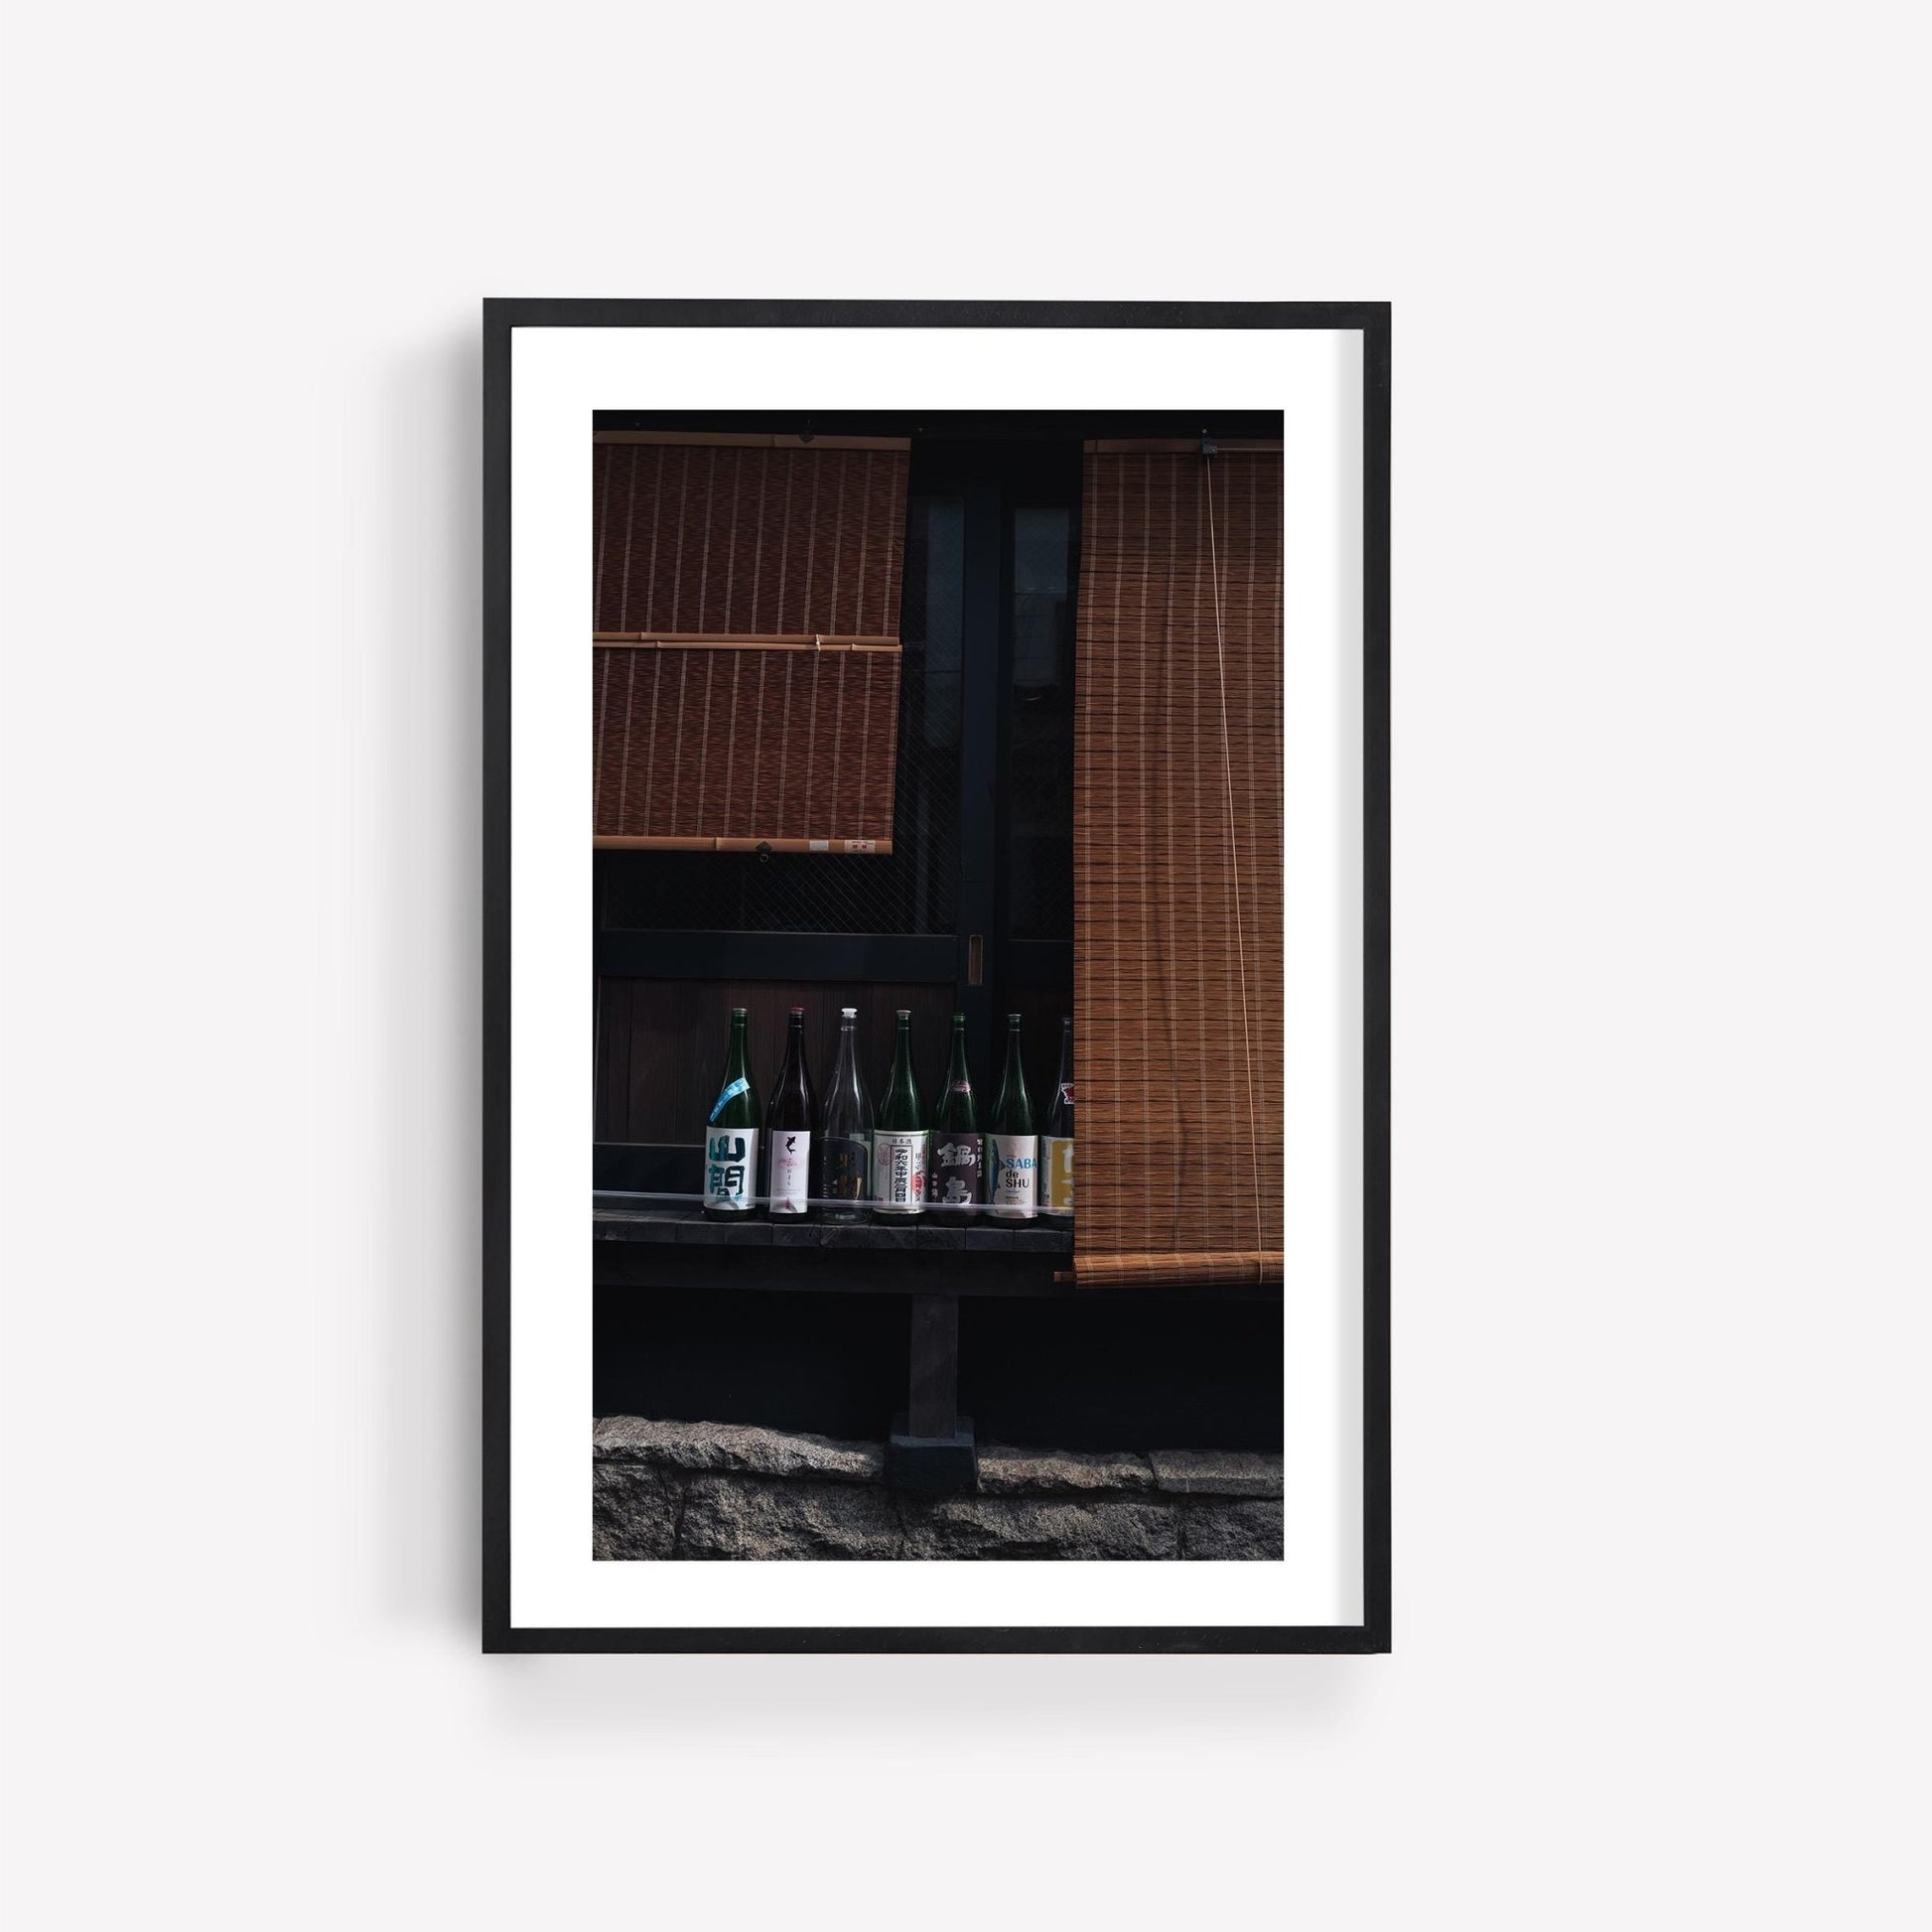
[593,438,909,636]
[591,439,910,850]
[1072,450,1285,1288]
[593,640,900,850]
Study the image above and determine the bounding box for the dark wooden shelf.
[594,1201,1074,1296]
[595,1200,1070,1252]
[592,1201,1276,1303]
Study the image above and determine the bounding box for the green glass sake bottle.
[928,1013,983,1215]
[702,1007,760,1217]
[987,1012,1037,1220]
[872,1008,927,1216]
[1040,1015,1074,1220]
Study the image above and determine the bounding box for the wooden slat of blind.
[593,641,901,849]
[593,443,909,638]
[1072,451,1285,1288]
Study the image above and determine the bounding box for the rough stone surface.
[592,1460,681,1560]
[1179,1499,1286,1560]
[594,1416,883,1484]
[591,1420,1284,1560]
[977,1444,1155,1495]
[676,1475,906,1560]
[1148,1449,1285,1499]
[899,1495,1180,1561]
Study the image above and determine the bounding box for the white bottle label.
[873,1129,928,1212]
[704,1127,759,1211]
[769,1130,811,1214]
[1041,1135,1073,1213]
[989,1134,1037,1218]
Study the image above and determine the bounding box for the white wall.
[3,4,1927,1927]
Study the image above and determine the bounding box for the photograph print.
[591,411,1287,1563]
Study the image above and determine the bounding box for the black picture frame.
[483,300,1391,1654]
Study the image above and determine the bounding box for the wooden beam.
[593,633,900,651]
[593,835,892,856]
[593,430,911,451]
[907,1295,960,1439]
[1084,437,1285,455]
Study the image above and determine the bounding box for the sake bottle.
[764,1007,816,1217]
[816,1006,873,1220]
[1040,1015,1074,1220]
[702,1007,760,1217]
[872,1009,927,1216]
[928,1013,983,1215]
[987,1012,1037,1220]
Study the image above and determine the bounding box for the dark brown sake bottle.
[764,1007,816,1217]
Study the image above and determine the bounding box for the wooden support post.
[886,1293,976,1494]
[907,1294,959,1439]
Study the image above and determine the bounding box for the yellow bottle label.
[1041,1136,1074,1213]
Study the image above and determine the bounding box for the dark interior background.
[593,1285,1285,1452]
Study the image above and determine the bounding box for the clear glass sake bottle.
[816,1006,873,1221]
[872,1009,927,1216]
[1040,1015,1074,1220]
[928,1013,983,1215]
[987,1012,1037,1220]
[764,1006,816,1218]
[702,1007,760,1217]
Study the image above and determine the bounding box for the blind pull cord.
[1204,457,1265,1253]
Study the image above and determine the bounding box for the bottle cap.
[731,1006,748,1019]
[789,1007,806,1018]
[897,1008,911,1020]
[1007,1012,1022,1024]
[840,1006,857,1018]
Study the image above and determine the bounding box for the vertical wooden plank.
[907,1295,959,1439]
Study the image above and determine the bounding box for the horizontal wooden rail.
[593,932,956,982]
[594,835,891,855]
[1084,437,1285,454]
[593,633,901,651]
[593,430,911,451]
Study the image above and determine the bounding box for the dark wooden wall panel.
[596,978,959,1145]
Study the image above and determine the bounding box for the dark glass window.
[1005,502,1076,942]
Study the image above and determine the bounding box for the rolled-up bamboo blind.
[593,639,900,849]
[592,438,909,849]
[593,437,909,637]
[1072,449,1285,1288]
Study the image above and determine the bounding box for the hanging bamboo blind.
[591,436,909,850]
[593,639,900,851]
[1072,448,1286,1288]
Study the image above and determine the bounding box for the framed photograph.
[483,300,1390,1652]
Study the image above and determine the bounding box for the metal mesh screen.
[596,490,963,935]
